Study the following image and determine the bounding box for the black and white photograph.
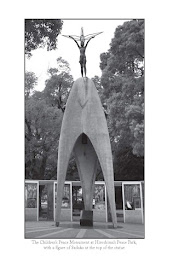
[25,19,145,239]
[2,2,173,280]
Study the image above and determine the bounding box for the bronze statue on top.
[62,28,103,77]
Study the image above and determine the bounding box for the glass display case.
[122,182,144,223]
[93,183,107,222]
[25,181,39,221]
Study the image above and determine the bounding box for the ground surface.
[25,221,145,239]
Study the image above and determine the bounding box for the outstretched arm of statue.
[85,36,95,48]
[69,36,80,48]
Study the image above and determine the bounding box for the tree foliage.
[98,19,144,180]
[105,19,144,76]
[25,19,63,57]
[25,98,63,179]
[92,75,103,98]
[25,71,38,98]
[43,57,74,112]
[25,57,74,180]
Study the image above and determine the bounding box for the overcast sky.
[25,19,127,91]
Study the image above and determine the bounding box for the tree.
[43,57,74,112]
[25,97,63,179]
[99,20,144,180]
[92,75,103,98]
[25,71,38,98]
[25,58,74,180]
[107,19,144,76]
[25,19,63,57]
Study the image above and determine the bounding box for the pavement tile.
[25,221,145,239]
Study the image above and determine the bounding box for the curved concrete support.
[55,82,83,225]
[86,133,117,226]
[55,131,81,226]
[56,77,117,227]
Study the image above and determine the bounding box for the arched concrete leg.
[73,134,98,210]
[55,132,81,226]
[86,133,118,228]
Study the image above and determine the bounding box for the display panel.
[54,183,71,209]
[122,182,143,223]
[93,184,105,210]
[25,181,38,221]
[124,184,141,210]
[25,182,37,208]
[93,183,107,222]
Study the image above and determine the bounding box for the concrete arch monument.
[55,77,118,228]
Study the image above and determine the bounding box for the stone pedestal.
[80,210,93,226]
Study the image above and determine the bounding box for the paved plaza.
[25,221,145,239]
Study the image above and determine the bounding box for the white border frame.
[139,181,144,224]
[70,182,73,222]
[122,182,126,223]
[104,184,108,223]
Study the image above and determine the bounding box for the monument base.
[80,210,93,226]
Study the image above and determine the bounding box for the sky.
[25,19,127,91]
